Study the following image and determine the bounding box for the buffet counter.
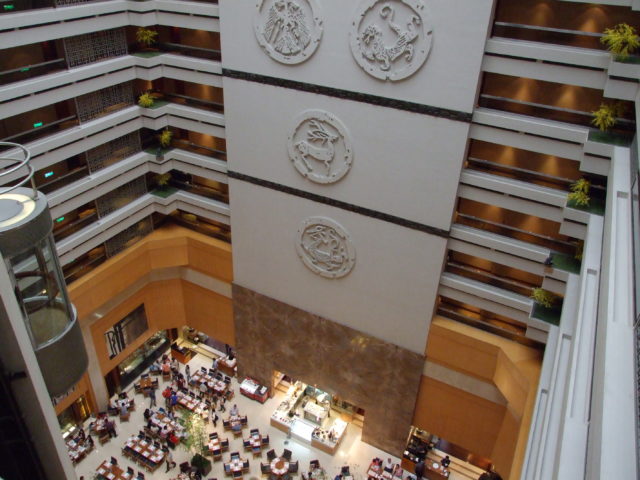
[170,343,194,364]
[270,381,347,454]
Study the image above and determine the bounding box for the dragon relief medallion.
[254,0,323,64]
[350,0,433,81]
[296,217,356,279]
[288,110,353,184]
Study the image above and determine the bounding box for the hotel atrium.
[0,0,638,479]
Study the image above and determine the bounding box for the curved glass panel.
[8,235,73,348]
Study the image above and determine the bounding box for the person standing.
[414,459,425,480]
[149,387,157,408]
[165,448,176,472]
[185,364,191,383]
[212,411,219,428]
[106,419,117,438]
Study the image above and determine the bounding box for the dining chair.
[283,449,292,461]
[266,449,276,461]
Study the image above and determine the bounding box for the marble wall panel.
[233,283,424,455]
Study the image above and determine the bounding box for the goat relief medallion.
[296,217,356,279]
[254,0,323,64]
[288,110,353,184]
[350,0,433,81]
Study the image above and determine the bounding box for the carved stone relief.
[350,0,433,81]
[254,0,324,64]
[288,110,353,184]
[296,217,355,278]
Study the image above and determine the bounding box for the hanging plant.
[136,27,158,48]
[591,103,618,132]
[159,128,173,148]
[531,288,557,309]
[567,177,591,206]
[601,23,640,60]
[137,92,154,108]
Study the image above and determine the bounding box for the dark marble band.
[227,170,450,239]
[222,69,472,123]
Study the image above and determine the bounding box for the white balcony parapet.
[47,149,227,218]
[0,0,219,49]
[56,190,230,265]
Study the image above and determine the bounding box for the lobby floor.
[73,351,483,480]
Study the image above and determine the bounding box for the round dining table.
[270,457,290,476]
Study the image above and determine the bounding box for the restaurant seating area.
[71,348,455,480]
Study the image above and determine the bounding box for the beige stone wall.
[232,284,424,455]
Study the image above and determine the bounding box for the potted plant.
[136,27,159,50]
[155,173,171,190]
[179,410,212,476]
[531,287,556,308]
[591,103,618,132]
[567,177,591,207]
[601,23,640,60]
[138,92,155,108]
[155,128,173,160]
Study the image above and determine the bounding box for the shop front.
[57,395,91,438]
[269,372,362,454]
[402,426,493,480]
[105,330,171,396]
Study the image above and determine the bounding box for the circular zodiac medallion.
[287,110,353,184]
[254,0,324,64]
[296,217,356,279]
[349,0,433,81]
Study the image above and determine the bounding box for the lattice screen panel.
[63,28,128,68]
[85,132,141,173]
[95,177,147,219]
[55,0,93,6]
[104,216,153,258]
[75,82,133,123]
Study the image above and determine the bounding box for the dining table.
[95,459,132,480]
[192,371,228,395]
[270,457,290,476]
[123,436,166,469]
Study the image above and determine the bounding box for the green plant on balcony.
[601,23,640,60]
[591,103,619,132]
[531,287,557,309]
[567,177,591,207]
[575,240,584,261]
[137,92,154,108]
[136,27,158,48]
[155,173,171,188]
[159,128,173,148]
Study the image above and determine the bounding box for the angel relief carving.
[255,0,323,64]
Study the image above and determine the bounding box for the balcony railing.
[172,138,226,162]
[445,260,537,298]
[0,58,66,86]
[0,114,78,152]
[492,21,604,51]
[157,42,221,61]
[456,213,576,254]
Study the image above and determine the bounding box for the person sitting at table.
[109,395,118,409]
[168,431,180,449]
[384,458,394,473]
[199,381,208,395]
[119,403,128,416]
[162,362,171,374]
[143,408,152,421]
[150,360,161,373]
[230,404,239,417]
[160,424,170,439]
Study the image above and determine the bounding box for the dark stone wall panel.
[233,283,424,455]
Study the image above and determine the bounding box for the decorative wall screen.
[96,177,147,219]
[85,132,141,173]
[63,28,128,68]
[55,0,94,6]
[104,216,153,258]
[75,82,133,123]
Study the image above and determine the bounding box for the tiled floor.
[72,351,482,480]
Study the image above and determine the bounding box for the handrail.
[479,94,635,129]
[0,58,66,80]
[494,21,603,39]
[0,114,77,144]
[455,214,576,251]
[0,142,36,198]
